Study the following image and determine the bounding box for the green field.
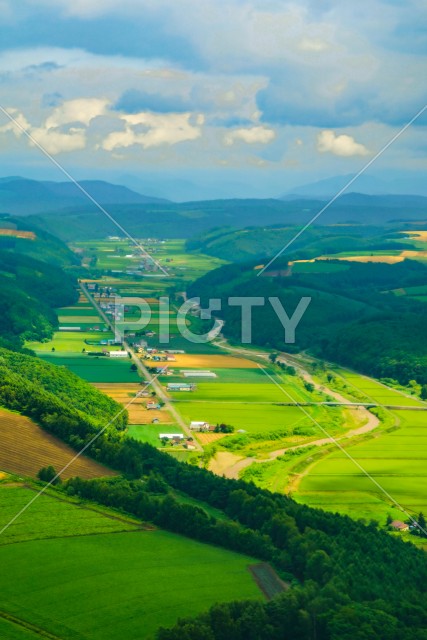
[0,485,140,546]
[127,424,184,446]
[26,330,116,353]
[38,354,141,382]
[0,485,261,640]
[297,409,427,522]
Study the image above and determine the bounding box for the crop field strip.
[0,409,115,480]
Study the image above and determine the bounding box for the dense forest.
[189,258,427,385]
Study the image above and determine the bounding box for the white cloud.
[102,111,204,150]
[0,98,107,154]
[224,125,276,146]
[45,98,109,128]
[317,130,369,157]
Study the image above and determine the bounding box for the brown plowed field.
[0,409,115,479]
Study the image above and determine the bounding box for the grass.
[127,424,184,446]
[26,331,116,353]
[37,355,141,383]
[0,617,42,640]
[0,531,262,640]
[297,409,427,522]
[0,484,139,546]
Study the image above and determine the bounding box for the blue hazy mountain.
[0,177,169,215]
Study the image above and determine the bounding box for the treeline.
[189,259,427,385]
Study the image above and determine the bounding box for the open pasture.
[175,400,316,434]
[0,484,140,546]
[0,529,261,640]
[297,409,427,521]
[333,368,425,406]
[26,330,116,353]
[169,381,307,403]
[0,409,114,480]
[39,354,140,383]
[127,424,184,445]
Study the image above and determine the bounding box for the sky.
[0,0,426,200]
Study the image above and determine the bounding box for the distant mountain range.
[0,176,426,240]
[282,173,427,199]
[0,177,168,215]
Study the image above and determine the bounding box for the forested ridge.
[189,258,427,385]
[0,250,77,350]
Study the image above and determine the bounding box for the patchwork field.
[93,383,173,424]
[0,409,114,480]
[0,484,262,639]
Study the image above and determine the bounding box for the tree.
[37,465,61,485]
[420,385,427,400]
[417,512,426,536]
[269,352,278,364]
[130,363,137,371]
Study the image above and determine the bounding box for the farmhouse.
[107,350,128,358]
[181,370,217,378]
[159,433,184,440]
[390,520,409,532]
[147,402,161,410]
[190,421,210,431]
[167,383,196,392]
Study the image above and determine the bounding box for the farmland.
[0,483,262,639]
[38,354,141,383]
[295,368,427,523]
[0,409,114,480]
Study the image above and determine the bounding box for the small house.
[390,520,409,532]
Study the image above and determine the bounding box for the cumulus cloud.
[223,126,276,146]
[102,111,204,150]
[317,130,369,156]
[45,98,108,128]
[0,98,108,154]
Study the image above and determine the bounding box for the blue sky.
[0,0,426,199]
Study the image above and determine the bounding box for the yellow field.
[196,432,228,444]
[0,229,36,239]
[58,316,101,323]
[322,255,404,264]
[166,354,258,369]
[93,384,173,424]
[0,409,114,479]
[400,230,427,242]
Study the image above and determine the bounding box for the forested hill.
[189,258,427,385]
[186,224,416,263]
